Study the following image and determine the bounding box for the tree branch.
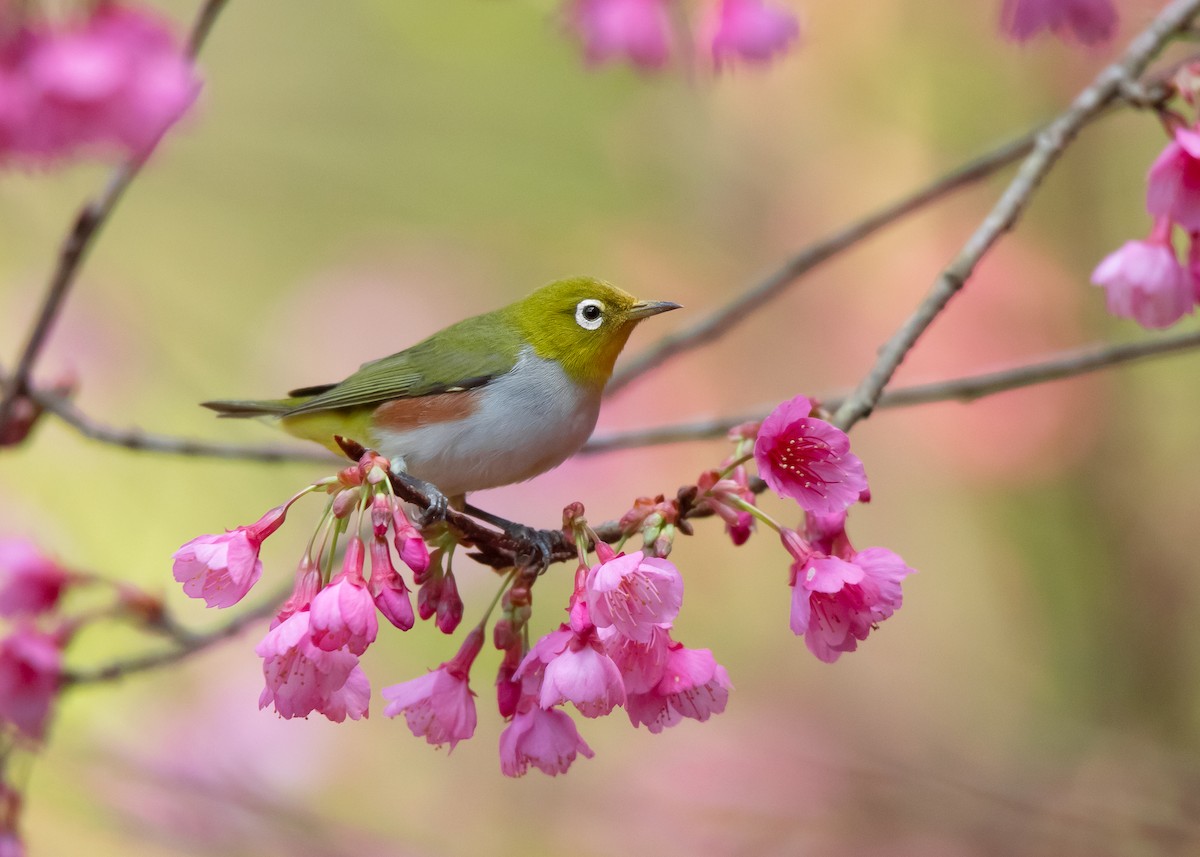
[605,128,1039,396]
[62,584,282,688]
[0,0,232,431]
[583,329,1200,452]
[830,0,1200,432]
[28,383,332,463]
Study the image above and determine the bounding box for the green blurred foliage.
[2,0,1200,855]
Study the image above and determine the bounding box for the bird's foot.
[464,503,554,572]
[393,471,449,526]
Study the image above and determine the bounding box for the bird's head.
[511,276,680,389]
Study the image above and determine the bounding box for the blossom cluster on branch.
[1092,65,1200,328]
[164,395,913,776]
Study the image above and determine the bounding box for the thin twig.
[0,0,232,431]
[62,586,282,688]
[831,0,1200,432]
[583,329,1200,452]
[605,129,1038,396]
[30,384,332,463]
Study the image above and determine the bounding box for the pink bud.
[417,575,440,622]
[393,506,429,576]
[436,570,463,634]
[369,537,414,631]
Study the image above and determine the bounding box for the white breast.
[372,348,601,498]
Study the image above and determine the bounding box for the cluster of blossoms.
[0,539,79,745]
[172,393,913,773]
[0,2,199,166]
[0,538,89,856]
[697,395,916,663]
[566,0,800,73]
[173,452,440,723]
[1091,70,1200,330]
[998,0,1118,45]
[173,452,728,777]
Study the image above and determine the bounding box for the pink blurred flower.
[256,610,368,722]
[625,642,731,733]
[499,705,594,777]
[754,395,868,515]
[368,536,414,631]
[568,0,673,71]
[1147,126,1200,232]
[0,539,73,617]
[586,550,684,643]
[172,506,286,608]
[701,0,800,68]
[382,628,483,750]
[517,625,626,717]
[1,4,200,165]
[308,537,378,656]
[1091,226,1193,330]
[999,0,1117,45]
[0,626,62,741]
[790,548,914,663]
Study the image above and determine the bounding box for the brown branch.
[0,0,232,431]
[62,585,284,688]
[28,384,332,463]
[583,329,1200,452]
[831,0,1200,432]
[605,129,1038,396]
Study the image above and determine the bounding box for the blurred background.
[3,0,1200,854]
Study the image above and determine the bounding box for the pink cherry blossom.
[382,628,483,750]
[790,548,914,663]
[1091,229,1193,330]
[625,642,731,733]
[0,626,62,741]
[702,0,800,68]
[605,624,671,693]
[256,610,368,722]
[568,0,673,71]
[0,539,73,617]
[173,506,286,608]
[754,396,868,515]
[999,0,1117,45]
[1,4,200,165]
[517,625,626,717]
[586,550,684,643]
[308,537,378,656]
[1147,126,1200,232]
[499,705,594,777]
[368,536,414,631]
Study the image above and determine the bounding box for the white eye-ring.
[575,299,605,330]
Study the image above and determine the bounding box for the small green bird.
[203,276,679,505]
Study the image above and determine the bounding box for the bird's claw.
[394,472,448,526]
[507,523,553,573]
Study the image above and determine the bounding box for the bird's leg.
[463,502,556,572]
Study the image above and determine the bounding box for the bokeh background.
[3,0,1200,854]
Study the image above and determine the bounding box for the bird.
[203,276,679,511]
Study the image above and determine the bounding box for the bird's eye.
[575,299,605,330]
